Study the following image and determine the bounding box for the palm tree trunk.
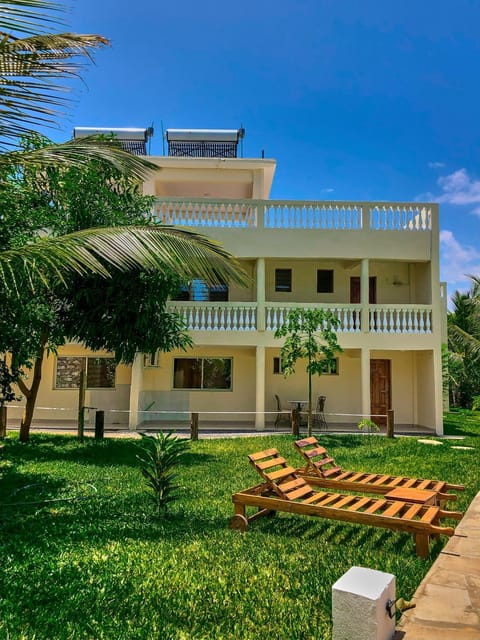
[17,332,48,442]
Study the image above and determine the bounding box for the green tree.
[0,1,248,440]
[447,276,480,407]
[0,138,246,442]
[274,308,342,436]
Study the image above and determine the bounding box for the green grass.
[0,414,479,640]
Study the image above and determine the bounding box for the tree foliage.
[447,276,480,408]
[274,308,342,435]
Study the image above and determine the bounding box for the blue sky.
[51,0,480,298]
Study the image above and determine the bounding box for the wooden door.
[370,359,391,426]
[350,277,377,303]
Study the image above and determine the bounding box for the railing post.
[291,409,300,436]
[77,368,86,443]
[95,410,105,441]
[386,409,395,438]
[191,412,199,441]
[0,406,6,438]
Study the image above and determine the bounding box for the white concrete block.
[332,566,396,640]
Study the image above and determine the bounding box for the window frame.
[54,356,117,390]
[317,269,334,294]
[275,268,292,292]
[172,357,233,391]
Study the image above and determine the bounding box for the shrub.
[137,431,189,516]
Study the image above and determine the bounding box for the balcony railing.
[152,198,433,231]
[167,302,433,334]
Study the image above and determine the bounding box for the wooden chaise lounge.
[229,448,463,557]
[294,436,464,505]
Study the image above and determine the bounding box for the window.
[173,357,232,390]
[320,358,339,375]
[173,279,228,302]
[144,352,161,367]
[317,269,334,293]
[273,357,284,374]
[275,268,292,292]
[55,356,116,389]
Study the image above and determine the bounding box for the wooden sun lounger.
[229,448,463,557]
[294,436,465,505]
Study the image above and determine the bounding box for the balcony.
[166,302,433,334]
[151,198,433,231]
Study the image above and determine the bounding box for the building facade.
[23,129,446,434]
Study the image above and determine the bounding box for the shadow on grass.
[3,434,215,469]
[443,410,480,437]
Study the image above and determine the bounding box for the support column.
[361,348,371,422]
[256,258,266,331]
[432,348,444,436]
[361,258,370,333]
[255,345,265,430]
[128,353,143,430]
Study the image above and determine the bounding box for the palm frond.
[0,225,249,293]
[0,1,64,36]
[0,31,109,146]
[0,136,158,178]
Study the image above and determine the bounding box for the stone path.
[395,491,480,639]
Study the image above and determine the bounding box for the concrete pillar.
[361,258,370,333]
[256,258,266,331]
[332,566,396,640]
[255,345,265,430]
[361,347,371,421]
[128,353,143,430]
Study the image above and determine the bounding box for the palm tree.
[0,0,246,288]
[447,276,480,407]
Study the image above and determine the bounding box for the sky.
[47,0,480,298]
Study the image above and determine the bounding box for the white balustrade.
[151,198,433,232]
[369,306,433,333]
[167,302,432,334]
[168,303,257,331]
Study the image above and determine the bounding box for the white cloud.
[440,230,480,292]
[427,161,445,169]
[321,187,334,193]
[436,168,480,206]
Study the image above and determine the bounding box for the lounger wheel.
[229,514,248,532]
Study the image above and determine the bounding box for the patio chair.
[312,395,327,430]
[229,448,463,557]
[293,436,464,505]
[274,394,290,428]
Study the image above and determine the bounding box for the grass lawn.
[0,412,479,640]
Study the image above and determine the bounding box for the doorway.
[370,359,391,426]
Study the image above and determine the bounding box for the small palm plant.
[137,432,189,516]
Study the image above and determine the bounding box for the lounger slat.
[416,480,431,491]
[295,437,317,447]
[303,491,330,504]
[280,478,308,492]
[358,474,378,484]
[383,501,405,517]
[257,456,286,470]
[364,499,387,514]
[267,466,297,482]
[403,478,418,489]
[388,477,406,488]
[348,472,366,482]
[315,457,335,467]
[287,485,314,501]
[323,467,342,477]
[316,493,342,507]
[332,495,358,509]
[421,507,439,523]
[372,475,392,486]
[334,471,356,481]
[347,496,372,512]
[305,447,327,458]
[404,504,423,520]
[249,449,278,462]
